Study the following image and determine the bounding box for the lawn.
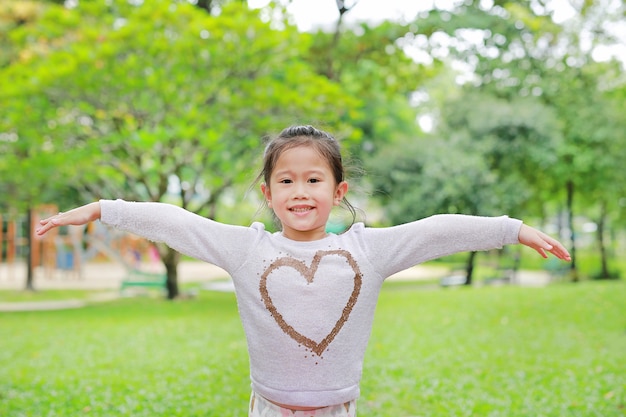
[1,280,624,417]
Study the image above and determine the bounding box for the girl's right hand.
[36,202,101,237]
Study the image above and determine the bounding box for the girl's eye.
[280,179,292,184]
[309,178,320,183]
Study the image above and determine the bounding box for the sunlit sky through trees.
[248,0,626,64]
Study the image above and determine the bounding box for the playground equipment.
[0,212,20,280]
[30,204,83,279]
[1,205,164,285]
[85,222,166,293]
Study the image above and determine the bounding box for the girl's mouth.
[290,207,313,213]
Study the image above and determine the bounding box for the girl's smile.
[261,145,348,241]
[289,205,315,214]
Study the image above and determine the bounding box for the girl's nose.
[292,182,309,198]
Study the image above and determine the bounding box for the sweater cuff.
[99,199,123,227]
[505,217,524,245]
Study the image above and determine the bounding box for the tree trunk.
[596,200,610,279]
[464,251,477,286]
[565,180,579,282]
[322,0,357,80]
[159,246,181,300]
[25,207,35,291]
[195,0,213,13]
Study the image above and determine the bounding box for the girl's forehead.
[272,146,332,171]
[276,145,325,162]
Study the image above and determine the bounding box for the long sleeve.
[99,199,264,273]
[358,214,522,279]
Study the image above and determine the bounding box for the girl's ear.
[261,183,272,206]
[334,181,349,206]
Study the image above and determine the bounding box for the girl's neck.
[280,230,329,242]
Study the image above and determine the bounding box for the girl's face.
[261,145,348,241]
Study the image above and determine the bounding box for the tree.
[405,0,626,280]
[369,84,562,284]
[1,0,361,297]
[547,62,626,279]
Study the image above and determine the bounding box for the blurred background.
[1,0,625,299]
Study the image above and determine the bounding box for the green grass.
[1,281,625,416]
[363,281,626,416]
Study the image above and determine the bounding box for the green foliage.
[368,89,563,224]
[396,0,626,278]
[0,0,366,296]
[306,20,440,161]
[1,281,624,416]
[441,92,563,217]
[0,0,361,215]
[409,0,626,219]
[0,1,47,67]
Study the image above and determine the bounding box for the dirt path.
[0,261,552,311]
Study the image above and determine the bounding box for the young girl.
[37,125,570,416]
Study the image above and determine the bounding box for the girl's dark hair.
[256,125,358,229]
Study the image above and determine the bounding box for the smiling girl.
[37,125,570,416]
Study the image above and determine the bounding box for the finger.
[535,238,552,255]
[536,234,565,259]
[35,224,48,236]
[550,246,571,261]
[544,238,571,261]
[36,221,52,235]
[35,216,61,236]
[39,213,62,224]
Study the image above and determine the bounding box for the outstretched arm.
[36,202,101,236]
[518,224,570,261]
[35,199,261,270]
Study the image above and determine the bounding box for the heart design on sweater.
[259,249,362,357]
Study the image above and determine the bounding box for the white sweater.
[100,199,522,407]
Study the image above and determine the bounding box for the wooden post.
[7,219,15,265]
[6,218,16,281]
[34,205,58,279]
[30,210,40,271]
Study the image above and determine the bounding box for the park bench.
[439,273,468,287]
[120,269,167,294]
[484,267,516,286]
[544,257,570,279]
[440,267,516,287]
[83,233,166,294]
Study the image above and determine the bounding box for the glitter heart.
[259,250,362,356]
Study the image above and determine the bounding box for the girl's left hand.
[518,224,571,261]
